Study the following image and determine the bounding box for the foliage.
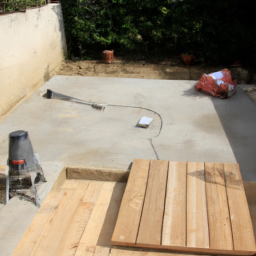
[61,0,175,59]
[61,0,256,67]
[4,0,46,13]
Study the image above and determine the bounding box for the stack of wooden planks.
[12,179,126,256]
[111,159,256,255]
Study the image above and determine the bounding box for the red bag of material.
[195,69,236,99]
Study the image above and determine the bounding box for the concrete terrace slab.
[0,76,256,255]
[0,76,237,168]
[0,76,255,180]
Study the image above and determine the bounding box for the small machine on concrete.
[6,130,46,205]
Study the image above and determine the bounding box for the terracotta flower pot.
[102,50,114,64]
[181,54,194,66]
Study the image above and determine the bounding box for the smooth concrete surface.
[0,76,256,255]
[0,76,238,169]
[212,86,256,181]
[0,4,66,117]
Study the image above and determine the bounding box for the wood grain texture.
[111,159,150,246]
[187,162,209,248]
[53,181,104,256]
[205,163,233,250]
[136,160,168,245]
[112,243,255,255]
[11,190,65,256]
[67,167,129,182]
[110,248,196,256]
[76,182,125,254]
[224,163,256,252]
[32,183,90,256]
[162,161,186,247]
[75,245,110,256]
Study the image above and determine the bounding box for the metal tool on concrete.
[45,89,163,159]
[7,130,46,205]
[46,89,107,112]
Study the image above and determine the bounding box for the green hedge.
[3,0,46,13]
[61,0,256,67]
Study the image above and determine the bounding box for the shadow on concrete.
[182,83,210,99]
[211,87,256,181]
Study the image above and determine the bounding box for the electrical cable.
[108,104,163,160]
[46,89,163,160]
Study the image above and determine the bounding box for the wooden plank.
[75,245,110,256]
[205,163,233,250]
[53,181,104,256]
[162,161,186,247]
[31,182,90,256]
[224,163,256,252]
[114,243,255,255]
[11,189,68,256]
[67,166,129,182]
[110,248,169,256]
[111,159,150,246]
[187,162,209,248]
[136,160,168,245]
[110,248,210,256]
[76,182,126,255]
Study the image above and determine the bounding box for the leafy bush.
[62,0,256,67]
[4,0,46,13]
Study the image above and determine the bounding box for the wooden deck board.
[205,163,233,250]
[32,182,90,256]
[12,160,256,256]
[187,162,209,249]
[53,181,104,256]
[111,160,256,256]
[162,161,186,247]
[224,163,256,252]
[137,160,168,245]
[111,159,150,246]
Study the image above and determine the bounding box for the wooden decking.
[11,179,126,256]
[111,160,256,255]
[11,161,256,256]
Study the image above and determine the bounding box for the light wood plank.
[162,161,186,247]
[224,163,256,252]
[67,166,129,182]
[53,181,104,256]
[75,245,109,256]
[137,160,168,245]
[11,190,66,256]
[110,248,166,256]
[31,181,90,256]
[76,182,126,255]
[110,248,210,256]
[111,159,150,246]
[112,243,255,255]
[205,163,233,250]
[187,162,209,248]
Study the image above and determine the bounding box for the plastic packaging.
[195,69,236,99]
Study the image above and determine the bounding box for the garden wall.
[0,3,66,117]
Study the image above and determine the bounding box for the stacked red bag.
[195,69,236,99]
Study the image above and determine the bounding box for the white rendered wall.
[0,4,66,116]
